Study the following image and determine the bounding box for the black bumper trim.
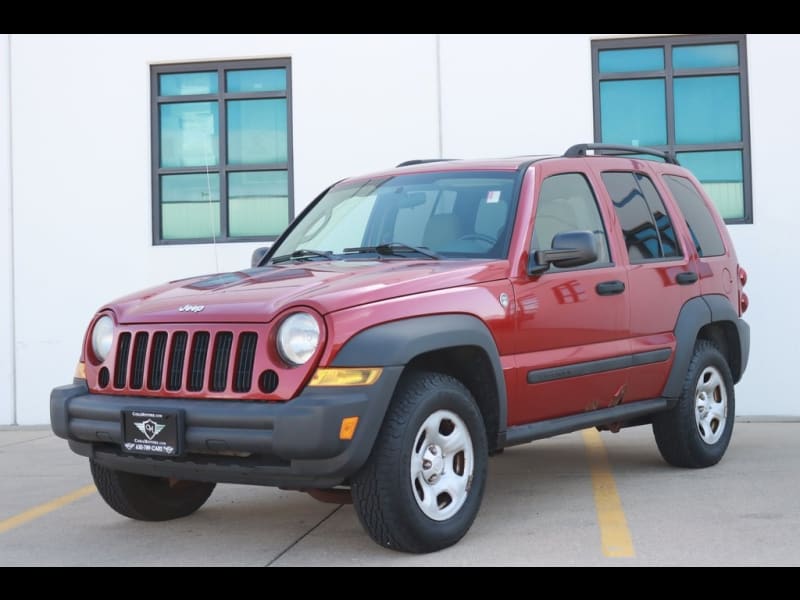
[51,368,402,489]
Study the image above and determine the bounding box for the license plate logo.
[135,418,165,441]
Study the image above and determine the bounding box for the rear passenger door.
[511,169,630,424]
[662,174,732,300]
[597,168,701,402]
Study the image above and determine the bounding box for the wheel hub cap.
[694,365,728,445]
[409,409,475,521]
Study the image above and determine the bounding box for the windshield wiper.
[271,249,333,264]
[343,242,441,260]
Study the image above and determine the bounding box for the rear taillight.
[738,265,748,314]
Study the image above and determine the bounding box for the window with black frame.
[151,59,293,244]
[592,35,751,224]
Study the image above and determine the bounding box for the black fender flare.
[332,314,508,443]
[664,295,749,398]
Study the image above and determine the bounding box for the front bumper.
[51,368,401,489]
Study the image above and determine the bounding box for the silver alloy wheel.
[694,365,728,445]
[409,409,475,521]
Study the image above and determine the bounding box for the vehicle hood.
[105,260,509,324]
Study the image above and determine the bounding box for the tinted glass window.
[663,175,726,257]
[599,79,667,146]
[602,172,681,262]
[271,171,518,261]
[531,173,610,269]
[592,35,751,223]
[637,176,680,258]
[153,60,292,243]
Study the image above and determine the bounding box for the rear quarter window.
[662,175,726,257]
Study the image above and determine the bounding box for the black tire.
[351,371,488,553]
[90,460,215,521]
[652,340,735,468]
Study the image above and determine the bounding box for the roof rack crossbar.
[395,158,457,168]
[563,143,679,165]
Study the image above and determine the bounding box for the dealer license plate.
[122,409,183,457]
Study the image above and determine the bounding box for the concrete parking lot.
[1,421,798,566]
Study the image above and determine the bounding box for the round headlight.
[277,313,320,366]
[91,315,114,362]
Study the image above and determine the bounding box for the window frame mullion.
[217,67,228,240]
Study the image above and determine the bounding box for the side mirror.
[251,246,270,268]
[528,230,598,275]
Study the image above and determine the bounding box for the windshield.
[269,170,519,263]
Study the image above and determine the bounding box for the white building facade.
[0,33,794,424]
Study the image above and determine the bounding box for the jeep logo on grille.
[178,304,205,313]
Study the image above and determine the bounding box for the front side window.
[268,171,518,262]
[592,35,751,223]
[151,59,292,244]
[602,172,681,263]
[531,173,611,269]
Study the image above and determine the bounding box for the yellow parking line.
[582,428,635,558]
[0,485,96,535]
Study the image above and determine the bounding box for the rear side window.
[663,175,726,257]
[601,172,681,263]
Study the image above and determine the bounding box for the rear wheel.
[90,460,215,521]
[351,371,488,553]
[653,340,735,468]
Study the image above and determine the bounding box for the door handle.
[596,280,625,295]
[676,271,699,285]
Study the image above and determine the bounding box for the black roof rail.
[395,158,456,168]
[563,143,679,165]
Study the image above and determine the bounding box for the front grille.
[111,329,260,396]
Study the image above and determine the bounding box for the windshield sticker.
[486,190,501,204]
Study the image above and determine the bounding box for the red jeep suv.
[51,143,749,553]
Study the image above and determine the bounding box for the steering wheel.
[458,233,497,245]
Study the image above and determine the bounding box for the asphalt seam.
[264,504,343,567]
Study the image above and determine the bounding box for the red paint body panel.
[80,153,746,430]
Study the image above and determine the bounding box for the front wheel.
[652,340,735,468]
[351,371,488,553]
[90,460,216,521]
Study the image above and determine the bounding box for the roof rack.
[563,143,679,165]
[395,159,456,168]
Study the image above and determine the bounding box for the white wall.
[728,34,800,417]
[440,34,595,158]
[0,34,14,424]
[8,34,439,424]
[3,33,796,423]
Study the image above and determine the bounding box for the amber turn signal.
[74,361,86,380]
[308,368,382,387]
[339,416,359,440]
